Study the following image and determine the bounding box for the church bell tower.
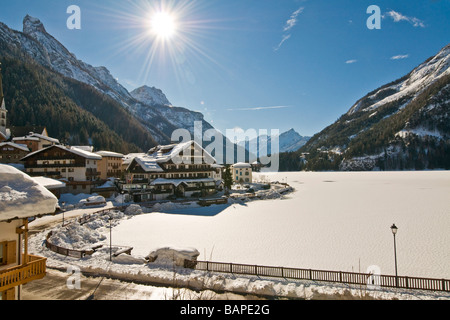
[0,62,7,137]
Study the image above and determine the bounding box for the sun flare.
[151,11,176,39]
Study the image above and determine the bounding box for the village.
[0,65,296,300]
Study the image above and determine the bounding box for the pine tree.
[223,165,233,191]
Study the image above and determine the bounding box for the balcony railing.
[0,255,47,292]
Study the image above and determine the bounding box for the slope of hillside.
[0,55,157,154]
[293,44,450,171]
[0,15,220,148]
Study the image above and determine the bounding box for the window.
[0,241,16,266]
[0,242,4,265]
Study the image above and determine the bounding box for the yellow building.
[0,164,58,300]
[232,162,252,184]
[95,151,124,180]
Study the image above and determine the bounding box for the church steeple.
[0,62,4,106]
[0,62,8,137]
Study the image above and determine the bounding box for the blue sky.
[1,0,449,137]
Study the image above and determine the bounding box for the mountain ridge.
[294,43,450,171]
[1,15,219,147]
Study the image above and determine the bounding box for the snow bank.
[0,164,58,222]
[146,247,200,267]
[48,222,106,250]
[47,210,125,250]
[124,204,144,216]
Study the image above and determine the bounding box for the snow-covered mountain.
[298,43,450,171]
[247,128,310,156]
[0,15,216,145]
[347,44,450,116]
[131,86,171,107]
[278,129,310,152]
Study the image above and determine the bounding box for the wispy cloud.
[391,54,409,60]
[284,7,304,32]
[274,34,291,51]
[385,10,425,28]
[345,59,358,64]
[275,7,304,51]
[227,105,291,111]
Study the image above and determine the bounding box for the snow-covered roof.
[0,141,30,152]
[31,176,66,190]
[133,155,164,173]
[70,147,102,160]
[232,162,252,168]
[14,133,59,144]
[0,164,58,222]
[22,145,102,161]
[123,153,146,165]
[96,150,124,158]
[148,140,216,164]
[31,133,60,144]
[72,145,94,152]
[13,136,40,141]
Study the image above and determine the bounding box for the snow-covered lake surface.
[111,171,450,279]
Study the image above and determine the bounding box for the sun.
[150,11,177,39]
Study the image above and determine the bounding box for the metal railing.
[195,261,450,292]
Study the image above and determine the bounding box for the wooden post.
[23,219,28,266]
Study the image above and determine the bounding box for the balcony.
[0,255,47,292]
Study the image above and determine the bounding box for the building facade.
[232,162,253,183]
[0,142,30,164]
[13,132,60,152]
[21,145,102,194]
[95,150,124,180]
[122,141,223,202]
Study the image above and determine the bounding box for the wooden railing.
[195,261,450,293]
[0,255,47,292]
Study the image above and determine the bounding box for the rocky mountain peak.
[23,15,46,34]
[131,85,171,107]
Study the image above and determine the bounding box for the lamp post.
[61,202,66,227]
[121,190,125,208]
[390,223,398,287]
[109,215,113,262]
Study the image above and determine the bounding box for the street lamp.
[390,223,398,287]
[61,202,66,227]
[109,215,113,262]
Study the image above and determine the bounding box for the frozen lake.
[112,171,450,279]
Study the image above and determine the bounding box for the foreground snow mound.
[146,247,200,267]
[48,222,106,250]
[0,164,58,221]
[125,204,144,216]
[112,254,147,265]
